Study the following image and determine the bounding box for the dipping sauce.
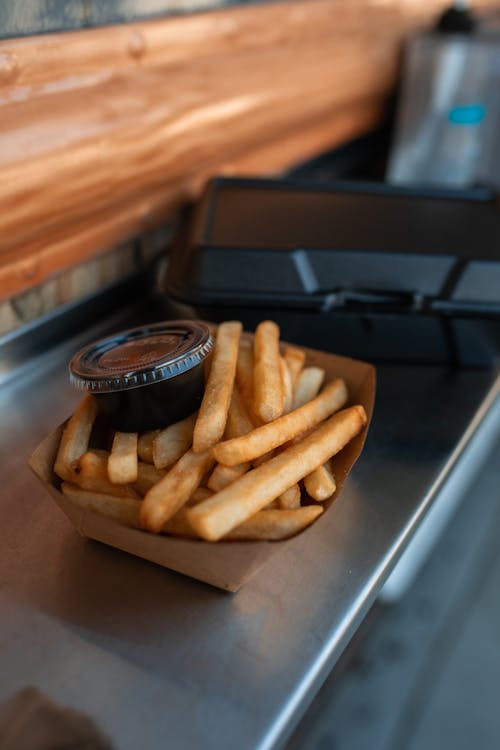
[69,320,213,432]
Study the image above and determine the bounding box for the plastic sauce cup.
[69,320,213,432]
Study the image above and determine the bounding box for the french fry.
[187,486,214,506]
[188,404,367,541]
[54,395,98,481]
[152,412,197,470]
[108,432,138,484]
[193,321,242,453]
[163,484,214,537]
[294,364,335,498]
[162,508,199,539]
[264,499,280,510]
[164,505,323,541]
[74,451,140,498]
[225,384,255,440]
[61,483,141,528]
[225,506,323,541]
[213,377,348,466]
[207,462,250,492]
[280,357,293,414]
[277,483,301,509]
[304,462,337,502]
[253,320,284,423]
[226,383,270,467]
[208,384,253,491]
[283,345,306,390]
[292,367,325,410]
[82,448,108,458]
[252,449,275,467]
[140,448,216,532]
[235,337,254,412]
[137,431,159,464]
[133,462,165,496]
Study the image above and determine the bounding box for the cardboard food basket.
[29,340,375,592]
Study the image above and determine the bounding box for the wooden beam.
[0,0,497,300]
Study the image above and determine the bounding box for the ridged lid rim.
[69,320,213,393]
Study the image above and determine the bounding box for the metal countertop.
[1,305,499,750]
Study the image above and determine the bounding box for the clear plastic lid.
[69,320,213,393]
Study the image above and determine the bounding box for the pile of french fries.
[54,320,367,542]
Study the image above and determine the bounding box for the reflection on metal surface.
[381,369,500,602]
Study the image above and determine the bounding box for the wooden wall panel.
[0,0,498,300]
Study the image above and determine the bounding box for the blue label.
[448,104,486,125]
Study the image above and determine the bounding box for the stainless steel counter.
[1,308,499,750]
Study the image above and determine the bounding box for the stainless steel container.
[388,15,500,188]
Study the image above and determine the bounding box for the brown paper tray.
[29,343,375,592]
